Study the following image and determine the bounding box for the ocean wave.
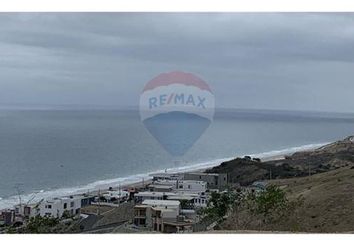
[0,142,328,210]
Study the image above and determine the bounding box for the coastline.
[0,142,328,210]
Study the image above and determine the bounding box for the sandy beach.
[0,142,327,211]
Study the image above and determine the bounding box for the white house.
[150,173,183,181]
[167,193,209,208]
[148,184,174,192]
[38,196,81,218]
[175,180,207,195]
[135,191,175,202]
[148,179,207,195]
[102,190,129,203]
[135,191,209,208]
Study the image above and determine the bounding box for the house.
[102,190,129,203]
[167,193,208,208]
[0,209,15,226]
[14,203,40,219]
[150,173,183,181]
[148,179,207,195]
[183,172,228,190]
[175,180,207,195]
[134,199,193,233]
[148,184,174,192]
[135,191,174,202]
[135,191,208,209]
[80,194,96,207]
[37,196,82,218]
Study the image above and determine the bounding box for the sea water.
[0,108,353,209]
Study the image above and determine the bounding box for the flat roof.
[153,179,178,184]
[142,199,180,206]
[152,207,176,212]
[150,173,181,177]
[134,205,148,209]
[149,184,174,189]
[163,220,194,226]
[135,191,175,197]
[167,195,195,201]
[178,180,206,184]
[185,172,222,176]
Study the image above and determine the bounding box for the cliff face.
[206,136,354,186]
[279,136,354,170]
[205,157,307,186]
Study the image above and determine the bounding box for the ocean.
[0,108,354,209]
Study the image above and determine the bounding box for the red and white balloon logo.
[139,71,215,156]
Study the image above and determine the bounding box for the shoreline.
[0,142,328,210]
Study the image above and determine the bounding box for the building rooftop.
[148,184,174,189]
[135,191,175,197]
[177,180,206,184]
[142,199,180,207]
[167,195,195,201]
[186,172,222,176]
[150,173,181,177]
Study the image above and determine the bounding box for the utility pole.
[118,184,121,206]
[308,160,311,177]
[97,189,101,216]
[14,183,24,212]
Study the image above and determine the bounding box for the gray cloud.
[0,13,354,112]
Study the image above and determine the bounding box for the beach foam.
[0,142,328,210]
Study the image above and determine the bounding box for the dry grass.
[221,167,354,233]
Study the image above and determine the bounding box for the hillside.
[276,136,354,170]
[205,157,307,186]
[219,167,354,233]
[206,136,354,185]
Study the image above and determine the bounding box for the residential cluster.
[0,171,229,233]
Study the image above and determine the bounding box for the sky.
[0,13,354,112]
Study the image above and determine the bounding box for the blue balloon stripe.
[143,111,211,156]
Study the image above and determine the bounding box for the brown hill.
[277,136,354,171]
[220,167,354,233]
[206,136,354,186]
[205,157,307,186]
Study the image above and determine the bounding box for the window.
[70,201,74,208]
[188,185,191,189]
[63,203,67,209]
[179,185,183,189]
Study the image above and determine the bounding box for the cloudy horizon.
[1,13,354,113]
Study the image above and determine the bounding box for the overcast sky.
[0,13,353,112]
